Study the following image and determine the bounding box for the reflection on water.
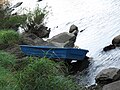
[11,0,120,85]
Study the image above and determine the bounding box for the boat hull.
[20,45,89,60]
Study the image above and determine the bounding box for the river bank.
[0,2,89,89]
[1,0,120,89]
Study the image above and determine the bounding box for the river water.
[11,0,120,85]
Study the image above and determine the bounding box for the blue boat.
[20,45,89,60]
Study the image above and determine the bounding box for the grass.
[0,30,20,45]
[0,51,20,89]
[17,57,84,90]
[0,50,86,90]
[0,66,20,90]
[0,51,16,70]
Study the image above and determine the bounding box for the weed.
[17,57,85,90]
[0,51,16,70]
[0,66,20,90]
[0,30,20,45]
[0,1,27,30]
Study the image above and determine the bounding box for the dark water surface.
[11,0,120,85]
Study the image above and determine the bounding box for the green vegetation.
[0,1,86,90]
[0,51,16,70]
[17,58,76,90]
[0,2,27,30]
[0,66,20,90]
[27,5,48,25]
[0,51,20,90]
[0,53,86,90]
[0,2,48,32]
[0,15,27,30]
[0,30,20,45]
[23,5,49,35]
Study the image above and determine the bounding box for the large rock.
[36,25,51,38]
[26,24,51,38]
[69,24,78,36]
[95,68,120,84]
[102,80,120,90]
[47,25,79,47]
[21,33,43,45]
[112,35,120,46]
[47,32,76,47]
[21,25,79,47]
[21,33,55,46]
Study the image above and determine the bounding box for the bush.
[0,2,48,32]
[27,5,48,25]
[23,5,49,35]
[0,30,20,45]
[0,66,20,90]
[0,51,16,70]
[0,2,27,30]
[0,15,27,30]
[17,58,84,90]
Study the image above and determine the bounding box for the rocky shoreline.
[2,21,120,90]
[88,67,120,90]
[2,1,120,89]
[0,24,89,74]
